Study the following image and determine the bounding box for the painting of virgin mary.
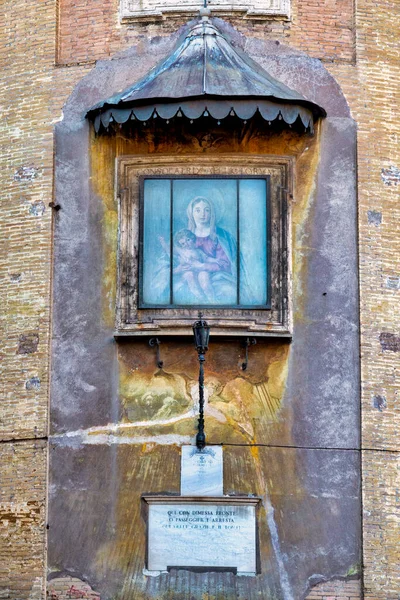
[141,177,268,308]
[172,196,238,305]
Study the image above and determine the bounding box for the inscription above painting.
[120,0,290,22]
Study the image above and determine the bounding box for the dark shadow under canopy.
[86,11,326,134]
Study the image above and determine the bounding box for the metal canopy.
[87,12,326,133]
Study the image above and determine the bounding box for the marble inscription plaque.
[144,497,259,574]
[181,446,223,496]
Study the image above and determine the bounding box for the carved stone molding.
[120,0,290,22]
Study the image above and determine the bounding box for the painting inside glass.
[142,178,267,307]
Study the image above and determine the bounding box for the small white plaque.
[181,446,223,496]
[145,498,258,574]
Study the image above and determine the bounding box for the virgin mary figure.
[153,196,240,305]
[174,196,237,305]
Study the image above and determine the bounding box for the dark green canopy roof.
[87,12,326,132]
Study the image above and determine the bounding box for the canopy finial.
[199,5,211,18]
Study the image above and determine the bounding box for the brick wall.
[0,0,55,593]
[0,442,47,599]
[57,0,354,65]
[305,578,361,599]
[362,452,400,599]
[0,0,91,596]
[47,577,100,600]
[353,0,400,597]
[330,0,400,590]
[0,0,56,442]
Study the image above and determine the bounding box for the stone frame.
[116,154,293,337]
[120,0,291,23]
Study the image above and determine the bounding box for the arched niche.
[49,18,360,600]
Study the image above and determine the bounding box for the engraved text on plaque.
[143,496,259,575]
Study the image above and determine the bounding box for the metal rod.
[170,179,173,305]
[196,351,206,449]
[193,311,210,450]
[236,179,240,305]
[149,338,163,369]
[242,338,257,371]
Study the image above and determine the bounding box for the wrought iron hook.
[149,338,163,369]
[242,338,257,371]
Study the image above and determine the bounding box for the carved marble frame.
[120,1,291,23]
[116,155,293,337]
[142,495,261,575]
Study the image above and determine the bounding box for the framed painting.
[116,155,292,337]
[140,176,270,309]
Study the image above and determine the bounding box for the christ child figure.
[173,229,220,302]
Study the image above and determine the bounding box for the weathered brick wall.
[0,0,55,592]
[0,442,47,599]
[352,0,399,597]
[362,452,400,600]
[47,577,100,600]
[0,0,90,596]
[0,0,55,442]
[355,0,400,448]
[330,0,400,586]
[305,578,361,599]
[57,0,354,65]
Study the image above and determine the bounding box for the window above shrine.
[120,0,291,24]
[140,176,270,310]
[116,155,292,338]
